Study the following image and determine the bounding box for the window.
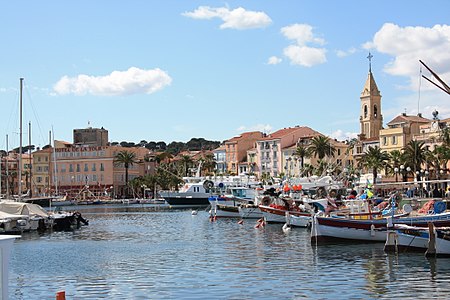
[364,105,368,118]
[374,105,378,118]
[69,164,73,172]
[76,164,80,172]
[92,163,96,171]
[337,149,341,155]
[84,164,88,172]
[383,137,387,146]
[392,136,397,145]
[100,163,104,171]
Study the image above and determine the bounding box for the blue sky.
[1,1,450,149]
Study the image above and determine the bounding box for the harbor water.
[9,205,450,299]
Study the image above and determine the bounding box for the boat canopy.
[0,201,49,218]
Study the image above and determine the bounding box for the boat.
[161,178,213,207]
[0,201,52,231]
[209,186,260,218]
[162,175,261,208]
[259,203,313,224]
[384,225,431,253]
[384,223,450,257]
[0,211,29,233]
[285,211,311,228]
[238,204,264,219]
[311,202,450,243]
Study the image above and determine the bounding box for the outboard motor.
[16,219,28,230]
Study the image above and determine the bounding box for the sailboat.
[0,78,88,231]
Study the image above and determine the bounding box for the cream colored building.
[379,113,431,153]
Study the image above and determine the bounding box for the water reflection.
[9,206,450,299]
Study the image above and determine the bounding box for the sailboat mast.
[29,121,32,198]
[18,78,23,201]
[6,135,9,198]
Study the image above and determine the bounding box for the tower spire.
[367,52,373,72]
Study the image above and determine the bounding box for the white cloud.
[267,56,282,65]
[336,47,357,58]
[182,6,272,30]
[237,124,273,133]
[283,45,327,67]
[365,23,450,91]
[329,130,358,142]
[281,24,325,46]
[53,67,172,96]
[280,24,327,67]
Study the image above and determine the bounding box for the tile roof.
[226,131,263,143]
[260,126,321,141]
[387,114,431,125]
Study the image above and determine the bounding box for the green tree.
[440,126,450,146]
[360,146,389,184]
[403,140,430,180]
[179,155,194,177]
[294,145,310,168]
[201,153,216,176]
[114,150,137,197]
[308,136,336,160]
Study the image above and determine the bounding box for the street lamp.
[394,167,399,182]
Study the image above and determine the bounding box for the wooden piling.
[425,222,436,257]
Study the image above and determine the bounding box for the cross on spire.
[367,52,373,72]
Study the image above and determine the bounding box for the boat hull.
[259,205,311,224]
[238,205,263,219]
[312,212,450,243]
[212,204,241,218]
[163,196,210,207]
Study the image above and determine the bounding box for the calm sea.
[9,205,450,299]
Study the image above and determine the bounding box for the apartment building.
[225,131,263,175]
[256,126,321,177]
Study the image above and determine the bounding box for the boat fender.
[370,224,376,237]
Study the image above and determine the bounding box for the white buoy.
[191,210,198,215]
[282,223,291,233]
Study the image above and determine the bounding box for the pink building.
[225,131,263,175]
[256,126,320,177]
[50,145,149,199]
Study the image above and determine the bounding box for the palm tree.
[432,145,450,177]
[403,140,430,180]
[300,163,314,177]
[114,150,137,197]
[359,146,389,184]
[201,153,216,176]
[308,136,336,160]
[440,126,450,146]
[294,145,310,168]
[179,155,193,177]
[387,150,404,181]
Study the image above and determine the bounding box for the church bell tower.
[359,53,383,140]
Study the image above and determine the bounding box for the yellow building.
[379,113,430,153]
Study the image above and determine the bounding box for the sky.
[1,1,450,150]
